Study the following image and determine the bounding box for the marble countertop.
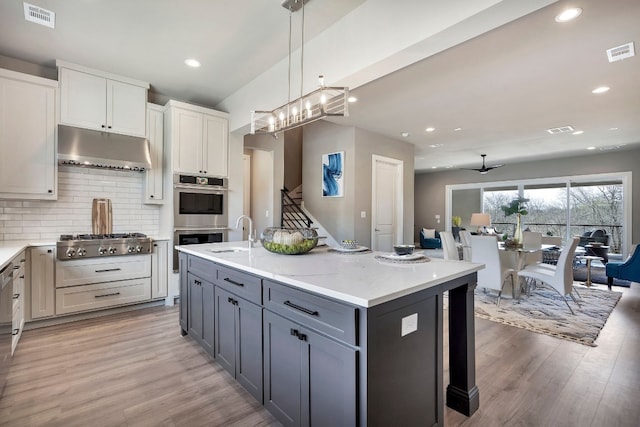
[0,240,55,270]
[177,242,483,307]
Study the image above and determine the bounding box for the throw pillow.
[422,228,436,239]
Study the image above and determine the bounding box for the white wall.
[0,166,160,241]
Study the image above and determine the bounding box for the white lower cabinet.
[30,246,56,320]
[56,278,151,315]
[11,251,26,354]
[151,240,168,299]
[55,255,151,288]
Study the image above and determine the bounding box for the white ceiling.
[1,0,639,173]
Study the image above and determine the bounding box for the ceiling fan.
[464,154,504,174]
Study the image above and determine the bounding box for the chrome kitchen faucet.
[235,215,256,248]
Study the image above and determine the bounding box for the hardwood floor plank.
[2,284,638,426]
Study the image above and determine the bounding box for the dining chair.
[459,230,472,261]
[522,231,543,269]
[470,235,516,305]
[440,231,460,261]
[517,237,580,314]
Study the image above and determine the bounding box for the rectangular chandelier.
[251,85,349,135]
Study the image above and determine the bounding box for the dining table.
[498,242,557,298]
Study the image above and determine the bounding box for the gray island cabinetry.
[177,244,482,426]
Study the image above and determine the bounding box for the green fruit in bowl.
[261,227,318,255]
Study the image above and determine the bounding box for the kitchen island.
[177,242,483,426]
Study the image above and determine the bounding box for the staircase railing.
[281,187,313,229]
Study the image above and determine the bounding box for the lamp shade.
[469,213,491,227]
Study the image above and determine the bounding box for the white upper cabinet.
[145,103,165,204]
[57,61,148,137]
[166,100,229,177]
[0,69,57,199]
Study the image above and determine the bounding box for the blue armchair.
[606,245,640,290]
[420,229,442,249]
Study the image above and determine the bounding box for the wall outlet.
[361,211,366,218]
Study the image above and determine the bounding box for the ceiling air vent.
[606,42,635,63]
[23,2,55,28]
[546,125,575,135]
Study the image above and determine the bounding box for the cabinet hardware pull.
[20,259,25,263]
[95,292,120,298]
[48,189,53,193]
[12,329,20,336]
[13,265,19,270]
[223,277,244,287]
[95,268,121,273]
[228,297,234,304]
[47,249,52,253]
[298,333,307,342]
[19,275,24,279]
[284,300,319,316]
[13,293,20,299]
[194,279,202,286]
[290,328,299,337]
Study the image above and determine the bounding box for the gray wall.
[415,146,640,244]
[283,128,303,192]
[451,188,481,230]
[303,121,414,247]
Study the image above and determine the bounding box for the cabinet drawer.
[56,255,151,287]
[56,277,151,315]
[187,255,217,282]
[215,265,262,305]
[263,280,357,345]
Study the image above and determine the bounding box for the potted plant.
[500,196,529,244]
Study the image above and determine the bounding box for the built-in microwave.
[173,174,228,229]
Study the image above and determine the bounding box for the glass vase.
[514,214,524,244]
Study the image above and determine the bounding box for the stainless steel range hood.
[57,125,152,171]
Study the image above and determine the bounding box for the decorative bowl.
[341,239,358,249]
[261,227,318,255]
[393,244,415,256]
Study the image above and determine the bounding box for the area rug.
[474,285,622,347]
[573,266,631,287]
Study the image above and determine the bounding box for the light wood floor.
[1,283,638,427]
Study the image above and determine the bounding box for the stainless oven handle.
[174,184,228,191]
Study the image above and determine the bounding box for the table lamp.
[470,213,491,234]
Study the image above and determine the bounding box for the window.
[447,173,631,256]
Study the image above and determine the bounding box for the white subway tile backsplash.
[0,167,160,241]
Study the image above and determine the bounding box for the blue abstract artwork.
[322,151,344,197]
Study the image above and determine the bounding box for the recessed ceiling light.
[572,130,584,135]
[431,166,437,169]
[609,127,619,131]
[185,58,201,68]
[401,132,409,138]
[425,127,435,132]
[555,7,582,22]
[428,144,443,148]
[454,127,462,131]
[347,96,358,103]
[586,146,596,150]
[592,86,610,94]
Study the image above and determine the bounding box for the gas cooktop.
[56,233,153,260]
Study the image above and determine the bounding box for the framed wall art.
[322,151,344,197]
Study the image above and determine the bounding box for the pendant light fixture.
[250,0,349,136]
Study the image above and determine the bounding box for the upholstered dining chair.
[517,237,580,314]
[470,235,516,305]
[459,230,472,261]
[522,231,543,267]
[606,244,640,290]
[440,231,459,261]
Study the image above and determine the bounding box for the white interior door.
[372,155,403,251]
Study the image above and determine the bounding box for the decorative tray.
[375,252,430,264]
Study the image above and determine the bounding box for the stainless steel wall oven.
[173,174,229,271]
[174,174,228,228]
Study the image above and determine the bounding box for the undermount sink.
[206,247,250,254]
